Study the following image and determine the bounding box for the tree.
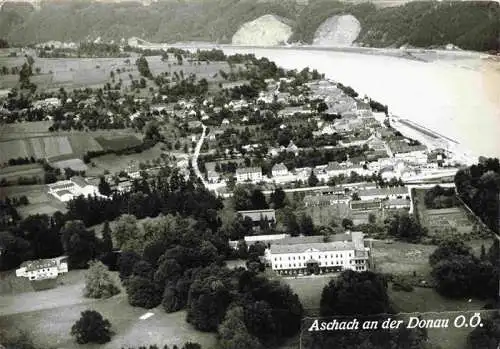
[70,310,112,344]
[250,189,268,210]
[154,258,182,286]
[187,275,232,331]
[98,176,112,196]
[0,231,33,271]
[320,270,390,317]
[386,212,424,242]
[118,251,142,280]
[102,220,113,254]
[127,275,163,308]
[136,56,152,78]
[114,214,140,250]
[60,221,98,269]
[298,214,315,236]
[308,171,319,187]
[243,301,276,345]
[84,260,121,299]
[466,313,500,349]
[269,188,286,209]
[218,306,262,349]
[341,218,354,230]
[429,238,473,266]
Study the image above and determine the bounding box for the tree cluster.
[429,238,497,299]
[455,158,500,233]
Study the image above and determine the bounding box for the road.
[192,124,208,187]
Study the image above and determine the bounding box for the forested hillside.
[0,0,499,51]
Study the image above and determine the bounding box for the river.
[219,46,500,159]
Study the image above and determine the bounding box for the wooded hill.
[1,0,499,51]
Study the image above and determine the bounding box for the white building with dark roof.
[235,167,263,182]
[16,256,68,281]
[272,163,289,177]
[266,231,369,275]
[47,177,107,202]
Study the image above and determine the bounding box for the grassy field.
[370,240,436,277]
[0,269,216,349]
[1,184,67,217]
[0,164,44,183]
[0,55,230,91]
[87,142,166,175]
[95,135,143,152]
[280,271,487,349]
[389,286,487,349]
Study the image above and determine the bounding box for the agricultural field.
[1,184,67,217]
[0,121,53,141]
[29,136,73,160]
[68,134,103,155]
[0,163,44,183]
[0,270,216,349]
[0,139,31,163]
[50,158,88,172]
[413,189,475,237]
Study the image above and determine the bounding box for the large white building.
[16,256,68,281]
[266,232,369,275]
[235,167,263,182]
[47,177,107,202]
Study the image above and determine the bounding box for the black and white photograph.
[0,0,499,348]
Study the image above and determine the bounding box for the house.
[272,163,289,177]
[349,199,382,211]
[304,194,351,207]
[238,209,276,231]
[229,234,290,249]
[383,198,411,209]
[221,118,230,126]
[235,167,263,182]
[16,256,68,281]
[357,186,409,201]
[326,162,371,177]
[366,135,387,152]
[277,107,313,118]
[33,97,61,109]
[266,231,369,275]
[286,141,299,155]
[221,80,250,89]
[206,170,220,183]
[47,177,107,202]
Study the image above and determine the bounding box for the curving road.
[192,124,208,187]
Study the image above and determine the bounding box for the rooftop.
[358,186,409,197]
[236,167,262,175]
[270,241,356,254]
[238,209,276,222]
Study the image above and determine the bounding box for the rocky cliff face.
[312,14,361,46]
[231,14,292,46]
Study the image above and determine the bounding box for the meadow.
[0,54,230,91]
[0,270,216,349]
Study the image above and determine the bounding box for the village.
[0,44,497,349]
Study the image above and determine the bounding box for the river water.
[221,47,500,159]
